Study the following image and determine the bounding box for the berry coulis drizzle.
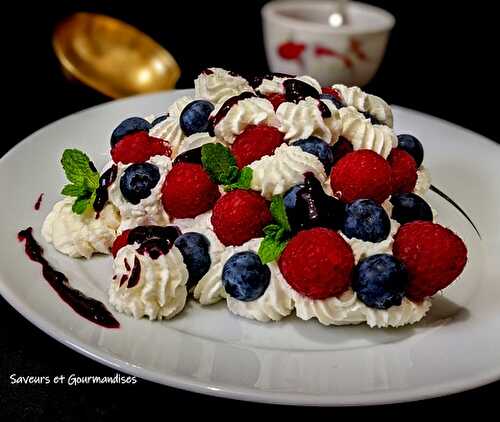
[174,147,202,165]
[128,225,180,260]
[208,92,256,135]
[34,193,44,210]
[17,227,120,329]
[93,164,118,217]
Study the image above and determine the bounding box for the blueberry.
[319,93,344,110]
[283,174,345,233]
[120,163,160,205]
[150,114,168,127]
[397,134,424,167]
[390,193,433,225]
[294,136,335,173]
[342,199,390,242]
[111,117,151,147]
[352,254,409,309]
[222,251,270,301]
[174,232,211,289]
[179,100,214,136]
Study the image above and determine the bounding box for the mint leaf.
[201,143,239,185]
[72,196,90,214]
[61,149,93,185]
[224,166,253,191]
[270,195,291,232]
[60,149,101,215]
[258,236,288,264]
[263,224,281,237]
[61,184,88,197]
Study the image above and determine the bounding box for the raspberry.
[266,93,286,110]
[162,163,220,219]
[279,227,354,299]
[111,132,172,164]
[111,230,130,257]
[330,150,392,203]
[388,148,417,194]
[231,125,285,168]
[393,221,467,301]
[321,86,342,99]
[211,190,272,246]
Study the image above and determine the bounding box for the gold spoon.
[53,13,180,98]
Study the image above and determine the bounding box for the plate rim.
[1,91,500,406]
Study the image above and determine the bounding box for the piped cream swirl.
[339,106,397,158]
[333,84,393,127]
[195,68,254,105]
[249,144,327,199]
[212,97,278,144]
[276,97,341,143]
[109,244,188,320]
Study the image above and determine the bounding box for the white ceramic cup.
[262,1,395,87]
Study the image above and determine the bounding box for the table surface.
[1,0,499,416]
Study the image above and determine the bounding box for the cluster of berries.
[108,79,467,312]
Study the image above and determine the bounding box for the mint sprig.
[60,149,100,215]
[201,143,253,191]
[225,166,253,191]
[258,195,292,264]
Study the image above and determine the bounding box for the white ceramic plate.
[1,90,499,406]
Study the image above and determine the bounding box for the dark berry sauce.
[283,79,319,103]
[17,228,119,329]
[128,225,181,260]
[34,193,44,211]
[174,147,202,165]
[249,72,295,89]
[208,92,256,135]
[126,257,141,288]
[286,174,345,233]
[318,101,332,118]
[93,165,118,217]
[201,68,214,75]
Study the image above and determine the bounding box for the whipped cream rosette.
[338,106,397,158]
[109,226,188,320]
[109,155,171,232]
[211,95,278,144]
[276,97,341,144]
[333,84,394,127]
[195,67,254,106]
[255,74,321,96]
[249,144,327,199]
[42,198,120,258]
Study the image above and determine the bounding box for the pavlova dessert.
[39,67,467,328]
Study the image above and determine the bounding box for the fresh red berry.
[321,86,342,99]
[330,150,392,203]
[162,163,220,218]
[111,230,131,257]
[231,125,285,168]
[111,131,172,164]
[388,148,417,194]
[331,137,354,166]
[279,227,354,299]
[393,221,467,301]
[211,190,272,246]
[277,41,306,60]
[266,93,287,110]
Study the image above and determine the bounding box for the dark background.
[1,0,498,418]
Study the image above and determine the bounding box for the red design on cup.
[277,41,306,60]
